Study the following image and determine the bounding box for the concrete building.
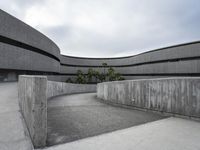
[0,9,200,82]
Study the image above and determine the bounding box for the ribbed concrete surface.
[40,117,200,150]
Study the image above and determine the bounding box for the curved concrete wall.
[1,9,200,82]
[97,78,200,119]
[60,42,200,81]
[0,9,60,81]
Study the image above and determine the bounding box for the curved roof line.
[61,40,200,60]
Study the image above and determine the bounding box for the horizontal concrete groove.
[0,68,59,75]
[58,73,200,76]
[0,35,60,62]
[61,56,200,68]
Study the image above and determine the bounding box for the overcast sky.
[0,0,200,57]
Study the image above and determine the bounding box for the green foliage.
[87,68,94,83]
[102,62,108,67]
[98,73,106,82]
[66,77,73,83]
[107,67,115,81]
[102,62,108,81]
[93,70,100,83]
[107,67,125,81]
[76,70,87,84]
[67,63,124,84]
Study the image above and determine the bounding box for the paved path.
[0,82,33,150]
[47,93,164,146]
[41,117,200,150]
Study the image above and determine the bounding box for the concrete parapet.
[97,77,200,119]
[18,75,47,148]
[18,75,96,148]
[47,81,96,98]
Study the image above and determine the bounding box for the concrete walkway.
[0,82,33,150]
[47,93,164,146]
[41,117,200,150]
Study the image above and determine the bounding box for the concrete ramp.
[46,93,164,146]
[0,83,33,150]
[39,117,200,150]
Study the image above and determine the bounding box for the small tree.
[114,73,125,81]
[107,67,125,81]
[98,73,106,82]
[87,68,94,83]
[93,70,100,83]
[102,62,108,81]
[74,67,125,84]
[76,70,87,84]
[107,67,115,81]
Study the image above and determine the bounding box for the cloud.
[1,0,200,57]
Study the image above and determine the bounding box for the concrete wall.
[97,78,200,118]
[0,9,60,59]
[47,81,96,98]
[60,42,200,81]
[1,9,200,82]
[61,42,200,66]
[18,75,96,147]
[18,75,47,148]
[0,9,60,81]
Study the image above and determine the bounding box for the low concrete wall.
[18,75,96,148]
[97,78,200,118]
[18,75,47,148]
[47,81,96,98]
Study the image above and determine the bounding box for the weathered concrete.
[47,93,164,146]
[59,41,200,81]
[37,117,200,150]
[18,75,96,147]
[47,81,96,98]
[97,77,200,119]
[0,82,33,150]
[18,76,47,148]
[0,9,60,59]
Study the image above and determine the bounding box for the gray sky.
[1,0,200,57]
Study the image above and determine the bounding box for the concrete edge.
[97,97,200,122]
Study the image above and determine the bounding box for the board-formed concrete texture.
[47,81,96,98]
[97,77,200,119]
[1,10,200,82]
[18,75,96,148]
[19,75,47,148]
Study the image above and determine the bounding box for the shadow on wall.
[18,75,96,148]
